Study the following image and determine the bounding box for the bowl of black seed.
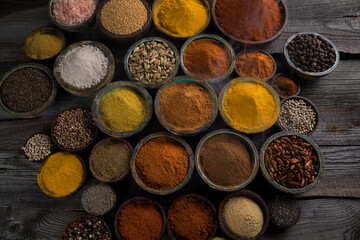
[268,194,301,229]
[278,96,319,135]
[22,133,54,163]
[51,107,98,152]
[81,184,117,216]
[284,32,339,80]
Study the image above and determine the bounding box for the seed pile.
[62,216,111,240]
[265,136,320,188]
[287,33,336,72]
[81,184,117,216]
[279,99,317,134]
[53,108,97,150]
[268,194,301,229]
[128,41,176,85]
[22,134,53,162]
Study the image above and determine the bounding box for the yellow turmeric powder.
[98,87,147,132]
[223,80,279,133]
[153,0,209,37]
[37,152,84,198]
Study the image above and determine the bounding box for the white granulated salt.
[57,45,109,89]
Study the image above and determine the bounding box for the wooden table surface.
[1,0,359,239]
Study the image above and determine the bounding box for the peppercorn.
[62,216,111,240]
[22,133,53,162]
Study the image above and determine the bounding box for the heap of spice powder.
[135,137,189,190]
[37,152,84,198]
[168,196,216,240]
[159,81,213,131]
[223,196,264,238]
[117,199,163,240]
[235,51,275,81]
[0,67,52,113]
[52,108,97,150]
[215,0,282,41]
[62,216,111,240]
[90,138,132,182]
[81,184,117,216]
[271,75,298,97]
[52,0,96,26]
[199,133,254,187]
[100,0,148,35]
[22,133,53,162]
[223,81,277,132]
[153,0,208,37]
[264,136,320,188]
[98,87,147,132]
[183,38,232,80]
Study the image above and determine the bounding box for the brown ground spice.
[159,81,213,131]
[199,133,254,187]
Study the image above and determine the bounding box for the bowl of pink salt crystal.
[49,0,98,32]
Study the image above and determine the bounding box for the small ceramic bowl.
[259,131,324,194]
[268,73,300,99]
[180,34,235,83]
[218,190,269,240]
[124,37,180,89]
[167,194,217,240]
[50,107,98,152]
[234,50,276,82]
[212,0,288,46]
[114,197,166,240]
[152,0,211,39]
[22,132,55,163]
[131,132,194,195]
[49,0,98,32]
[63,215,112,239]
[54,40,115,97]
[89,138,133,183]
[155,76,218,136]
[195,129,259,191]
[278,96,319,136]
[284,32,340,80]
[96,0,152,43]
[0,63,57,118]
[92,81,153,138]
[218,77,280,134]
[23,27,66,61]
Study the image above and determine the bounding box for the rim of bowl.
[277,96,319,136]
[180,34,235,83]
[54,40,115,97]
[211,0,288,45]
[22,132,55,164]
[130,132,194,195]
[152,0,211,39]
[23,27,66,61]
[92,81,153,138]
[218,77,280,134]
[63,215,112,239]
[96,0,152,43]
[49,0,98,32]
[267,73,301,99]
[38,151,87,198]
[234,49,277,82]
[259,131,324,194]
[124,37,180,89]
[283,32,340,77]
[167,194,217,240]
[195,129,259,192]
[50,107,98,152]
[0,63,57,119]
[154,76,219,136]
[114,197,166,240]
[89,137,133,183]
[81,183,117,216]
[218,190,269,240]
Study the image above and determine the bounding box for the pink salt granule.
[52,0,96,26]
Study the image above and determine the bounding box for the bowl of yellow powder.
[152,0,211,39]
[219,77,280,134]
[92,81,153,138]
[37,152,86,198]
[96,0,152,43]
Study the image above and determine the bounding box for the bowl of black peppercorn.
[284,32,339,80]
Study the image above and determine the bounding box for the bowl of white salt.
[54,40,115,97]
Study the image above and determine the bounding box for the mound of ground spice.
[159,81,213,131]
[271,75,298,97]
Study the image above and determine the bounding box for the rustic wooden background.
[0,0,359,239]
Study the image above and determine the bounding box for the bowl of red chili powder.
[212,0,288,46]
